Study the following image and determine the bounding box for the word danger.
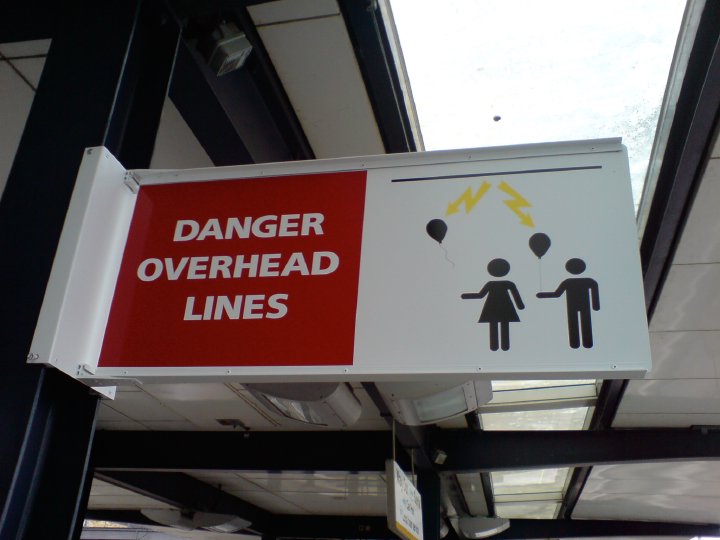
[174,213,325,241]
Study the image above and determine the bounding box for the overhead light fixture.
[244,383,362,428]
[140,509,251,533]
[376,380,492,426]
[199,21,253,76]
[458,517,510,539]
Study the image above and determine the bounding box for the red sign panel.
[99,171,367,367]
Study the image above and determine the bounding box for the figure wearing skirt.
[461,258,524,351]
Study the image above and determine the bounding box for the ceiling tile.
[254,15,385,158]
[12,57,44,88]
[613,412,720,428]
[711,132,720,159]
[273,491,387,516]
[582,462,720,495]
[646,330,720,379]
[150,99,213,169]
[618,379,720,414]
[104,390,188,422]
[88,480,174,510]
[649,262,720,331]
[134,383,277,430]
[574,492,720,524]
[673,157,720,264]
[0,61,35,197]
[249,0,339,26]
[188,472,263,493]
[0,39,51,58]
[230,490,308,514]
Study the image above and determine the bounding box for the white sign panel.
[386,460,423,540]
[30,139,650,385]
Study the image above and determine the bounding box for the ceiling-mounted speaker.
[244,382,362,428]
[200,21,253,76]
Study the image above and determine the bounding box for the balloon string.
[441,245,455,268]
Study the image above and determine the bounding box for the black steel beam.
[96,471,273,534]
[418,470,441,540]
[83,510,720,539]
[274,515,394,539]
[465,412,496,517]
[338,0,419,153]
[0,0,57,43]
[94,428,720,473]
[640,0,720,319]
[434,428,720,472]
[0,1,180,538]
[93,430,399,471]
[169,39,254,166]
[558,378,626,519]
[104,0,181,169]
[493,519,720,539]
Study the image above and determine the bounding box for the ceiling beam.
[338,0,419,153]
[93,430,400,472]
[94,428,720,473]
[0,0,57,43]
[639,0,720,319]
[433,428,720,472]
[95,470,273,534]
[83,510,720,539]
[494,518,720,539]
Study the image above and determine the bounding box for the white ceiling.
[574,461,720,524]
[98,382,389,432]
[0,39,48,197]
[574,128,720,522]
[614,135,720,429]
[247,0,386,158]
[90,479,176,510]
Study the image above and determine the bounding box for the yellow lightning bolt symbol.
[498,181,535,227]
[446,182,492,216]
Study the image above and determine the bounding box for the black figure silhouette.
[537,258,600,349]
[461,258,524,351]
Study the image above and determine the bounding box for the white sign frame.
[29,139,650,387]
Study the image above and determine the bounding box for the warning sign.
[100,172,366,367]
[29,139,651,383]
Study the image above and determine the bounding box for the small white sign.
[386,459,424,540]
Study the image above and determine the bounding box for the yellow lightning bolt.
[446,182,492,216]
[498,181,535,227]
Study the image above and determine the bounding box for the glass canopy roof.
[389,0,687,518]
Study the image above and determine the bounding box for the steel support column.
[0,1,179,538]
[418,470,442,540]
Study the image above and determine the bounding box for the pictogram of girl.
[461,258,524,351]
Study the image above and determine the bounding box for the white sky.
[389,0,687,205]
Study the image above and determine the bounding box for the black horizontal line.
[391,165,602,183]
